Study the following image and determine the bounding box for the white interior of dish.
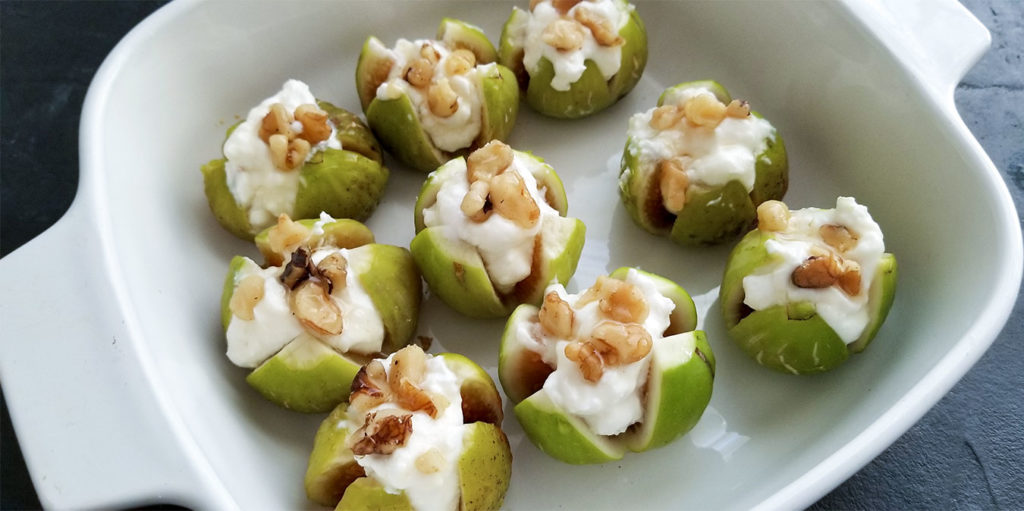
[83,1,1016,509]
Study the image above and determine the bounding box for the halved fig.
[499,268,712,464]
[304,346,511,510]
[498,0,647,118]
[410,144,585,318]
[720,197,898,374]
[356,19,519,172]
[618,80,787,245]
[202,80,387,240]
[220,215,421,412]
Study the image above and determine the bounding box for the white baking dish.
[1,0,1019,509]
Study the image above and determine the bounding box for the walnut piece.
[466,140,514,183]
[291,279,343,336]
[267,214,311,258]
[573,3,623,46]
[790,253,863,296]
[564,321,652,382]
[658,157,690,215]
[649,105,684,130]
[542,19,585,52]
[229,274,265,321]
[428,78,459,118]
[819,224,859,253]
[348,410,414,456]
[683,94,727,128]
[489,170,541,229]
[539,291,574,339]
[756,200,790,232]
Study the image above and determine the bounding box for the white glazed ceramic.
[1,0,1020,509]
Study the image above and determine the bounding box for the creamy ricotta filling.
[522,269,676,436]
[421,153,560,294]
[623,86,775,193]
[224,245,385,368]
[223,79,342,231]
[373,38,485,153]
[511,0,628,91]
[742,197,885,343]
[351,354,465,511]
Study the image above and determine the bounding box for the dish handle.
[0,202,230,509]
[850,0,991,102]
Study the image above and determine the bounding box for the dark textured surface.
[1,1,1021,509]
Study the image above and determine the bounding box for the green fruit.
[411,151,585,318]
[356,20,520,172]
[720,228,898,374]
[619,80,788,245]
[499,0,647,118]
[246,334,364,413]
[458,423,513,511]
[202,100,387,241]
[305,404,364,506]
[222,228,421,412]
[304,353,511,509]
[501,270,713,464]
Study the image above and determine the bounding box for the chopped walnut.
[420,43,441,65]
[792,252,865,296]
[405,58,434,88]
[819,224,859,253]
[260,103,329,171]
[658,157,691,215]
[443,49,476,76]
[649,105,684,130]
[683,94,727,128]
[229,274,265,321]
[542,19,585,52]
[725,99,750,118]
[294,104,332,145]
[291,279,343,336]
[267,214,311,258]
[280,246,313,290]
[756,200,790,232]
[565,321,652,382]
[460,180,492,222]
[349,346,446,420]
[490,170,541,229]
[347,409,414,456]
[314,252,348,294]
[598,280,649,325]
[573,3,623,46]
[466,140,514,183]
[539,291,574,338]
[428,78,459,118]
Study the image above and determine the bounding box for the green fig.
[411,142,585,318]
[720,198,898,374]
[221,215,421,412]
[499,268,713,464]
[619,80,788,245]
[202,80,387,240]
[498,0,647,118]
[356,19,520,172]
[305,346,511,510]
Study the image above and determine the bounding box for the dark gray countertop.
[1,0,1021,508]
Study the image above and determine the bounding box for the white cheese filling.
[509,0,628,92]
[622,86,775,194]
[520,269,676,436]
[421,153,560,294]
[742,197,885,343]
[225,245,385,368]
[351,354,465,511]
[223,79,342,231]
[373,38,485,153]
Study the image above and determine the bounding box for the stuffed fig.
[304,346,511,510]
[202,79,387,240]
[619,80,788,245]
[499,0,647,118]
[498,268,714,464]
[410,141,585,318]
[356,18,519,172]
[221,213,421,412]
[721,198,898,374]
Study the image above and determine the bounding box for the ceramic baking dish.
[1,0,1019,509]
